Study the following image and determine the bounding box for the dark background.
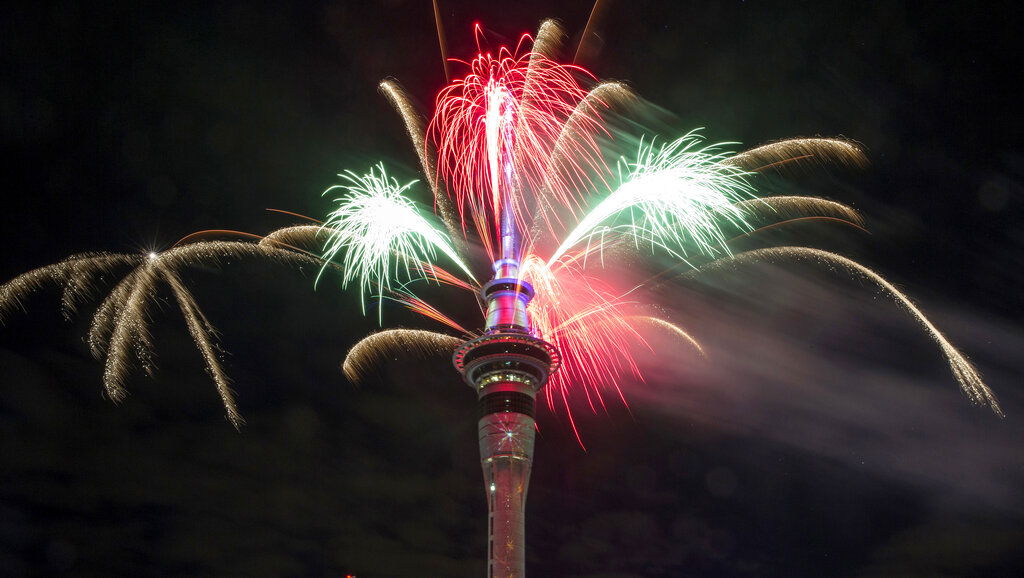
[2,1,1022,576]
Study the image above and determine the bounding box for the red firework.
[427,30,606,261]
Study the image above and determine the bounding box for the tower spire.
[454,218,559,577]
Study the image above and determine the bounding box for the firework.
[427,36,605,259]
[320,164,476,315]
[548,133,754,266]
[4,22,995,433]
[324,21,1001,432]
[313,30,1002,568]
[0,13,1004,578]
[708,246,1003,417]
[724,137,868,174]
[1,239,319,427]
[342,329,463,383]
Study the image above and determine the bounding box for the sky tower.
[454,201,560,577]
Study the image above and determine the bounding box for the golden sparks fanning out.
[703,246,1004,417]
[724,137,868,174]
[1,240,319,427]
[342,329,463,383]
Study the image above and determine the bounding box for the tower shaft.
[479,408,535,578]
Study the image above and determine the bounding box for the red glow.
[520,250,645,443]
[427,36,606,261]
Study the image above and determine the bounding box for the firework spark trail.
[430,0,449,82]
[529,20,566,65]
[390,290,471,335]
[378,80,464,248]
[724,137,868,174]
[428,46,604,258]
[88,264,149,358]
[412,261,478,292]
[161,266,244,428]
[627,315,706,358]
[101,260,160,402]
[58,254,143,320]
[378,79,435,192]
[320,164,475,313]
[549,133,754,266]
[520,254,644,421]
[709,246,1003,416]
[514,21,569,176]
[518,20,568,174]
[546,81,634,186]
[575,0,612,65]
[3,238,322,424]
[0,252,142,324]
[728,195,870,242]
[158,240,323,280]
[342,328,463,383]
[258,225,328,253]
[734,196,866,229]
[530,81,635,241]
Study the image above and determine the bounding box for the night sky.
[2,1,1023,576]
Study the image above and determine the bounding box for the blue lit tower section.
[454,211,560,578]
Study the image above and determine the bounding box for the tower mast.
[454,141,560,576]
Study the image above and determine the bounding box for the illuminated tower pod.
[453,212,560,578]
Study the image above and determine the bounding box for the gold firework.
[1,239,321,427]
[704,246,1003,416]
[342,328,464,383]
